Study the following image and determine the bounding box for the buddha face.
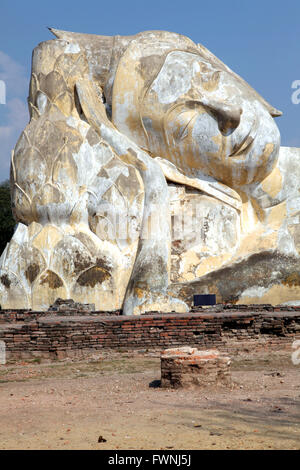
[144,52,281,187]
[113,47,281,188]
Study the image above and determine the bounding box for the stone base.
[48,298,95,313]
[161,347,231,388]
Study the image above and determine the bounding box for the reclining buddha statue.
[0,29,299,313]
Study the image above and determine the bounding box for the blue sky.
[0,0,299,182]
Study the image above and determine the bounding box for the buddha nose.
[199,98,243,136]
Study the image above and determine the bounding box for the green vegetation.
[0,179,15,255]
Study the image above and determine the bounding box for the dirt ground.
[0,349,299,450]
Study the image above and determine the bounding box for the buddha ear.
[75,79,114,131]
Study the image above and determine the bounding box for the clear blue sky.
[0,0,299,182]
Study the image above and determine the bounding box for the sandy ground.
[0,349,299,450]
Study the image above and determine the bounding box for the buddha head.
[50,29,282,188]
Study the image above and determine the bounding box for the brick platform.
[0,307,299,359]
[161,347,231,388]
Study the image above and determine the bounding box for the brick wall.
[0,308,299,359]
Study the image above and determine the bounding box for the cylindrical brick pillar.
[161,346,231,388]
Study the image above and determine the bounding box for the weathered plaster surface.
[0,30,299,312]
